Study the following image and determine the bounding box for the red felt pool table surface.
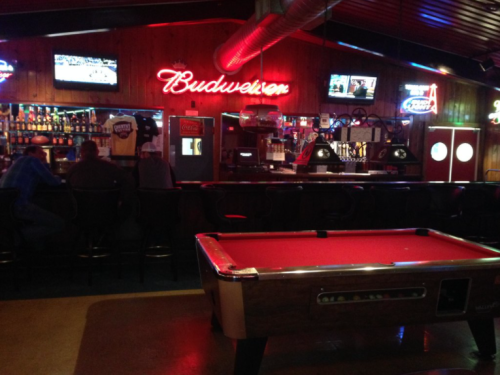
[215,229,500,270]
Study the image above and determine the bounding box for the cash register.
[233,147,268,173]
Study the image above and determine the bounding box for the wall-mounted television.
[326,73,378,104]
[53,51,118,91]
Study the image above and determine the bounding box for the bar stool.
[70,188,121,285]
[136,187,182,282]
[405,186,432,228]
[461,184,500,243]
[260,185,303,231]
[0,188,24,289]
[200,184,249,232]
[315,185,357,230]
[343,185,374,230]
[370,186,411,229]
[426,185,465,236]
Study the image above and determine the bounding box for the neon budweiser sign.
[157,69,289,96]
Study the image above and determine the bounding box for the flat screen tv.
[326,73,378,104]
[53,51,118,91]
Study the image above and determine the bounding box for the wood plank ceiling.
[1,0,500,84]
[328,0,500,68]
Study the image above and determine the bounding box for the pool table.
[196,229,500,375]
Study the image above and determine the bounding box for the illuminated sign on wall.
[179,117,204,136]
[157,69,289,97]
[488,100,500,125]
[401,83,438,114]
[0,60,14,83]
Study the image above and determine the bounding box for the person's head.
[359,79,366,85]
[80,140,99,160]
[140,142,157,159]
[24,145,47,163]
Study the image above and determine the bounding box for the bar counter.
[31,181,500,264]
[222,170,422,182]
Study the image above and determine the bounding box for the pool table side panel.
[198,245,247,339]
[240,269,500,338]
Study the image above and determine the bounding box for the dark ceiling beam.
[0,1,255,40]
[0,0,223,16]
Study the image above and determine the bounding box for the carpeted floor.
[1,289,499,375]
[0,256,202,301]
[1,247,500,375]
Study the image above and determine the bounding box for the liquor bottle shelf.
[6,130,110,136]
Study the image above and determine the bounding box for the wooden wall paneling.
[1,20,499,181]
[83,32,108,107]
[438,79,450,123]
[451,82,460,123]
[52,37,73,105]
[25,37,42,104]
[452,82,464,123]
[5,41,26,102]
[443,80,453,123]
[483,126,500,180]
[126,28,141,106]
[465,84,476,123]
[463,84,475,123]
[453,83,463,123]
[148,27,161,109]
[144,26,159,109]
[113,31,129,105]
[456,84,466,123]
[31,39,44,103]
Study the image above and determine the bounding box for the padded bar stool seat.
[200,184,249,232]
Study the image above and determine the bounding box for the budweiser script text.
[157,69,289,96]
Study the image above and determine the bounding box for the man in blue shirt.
[0,145,65,246]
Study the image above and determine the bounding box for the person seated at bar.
[132,142,175,189]
[67,140,136,225]
[0,145,65,249]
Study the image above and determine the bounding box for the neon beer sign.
[488,100,500,125]
[157,69,289,96]
[401,83,438,114]
[0,60,14,83]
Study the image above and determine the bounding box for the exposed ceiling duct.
[213,0,343,74]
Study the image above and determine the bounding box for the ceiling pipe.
[214,0,343,75]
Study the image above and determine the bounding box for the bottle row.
[8,132,111,147]
[0,105,107,134]
[1,121,107,134]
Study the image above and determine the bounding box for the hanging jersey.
[134,114,159,148]
[104,115,138,156]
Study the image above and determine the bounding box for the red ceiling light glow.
[157,69,289,96]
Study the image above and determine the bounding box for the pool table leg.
[234,337,268,375]
[211,311,222,331]
[468,318,496,359]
